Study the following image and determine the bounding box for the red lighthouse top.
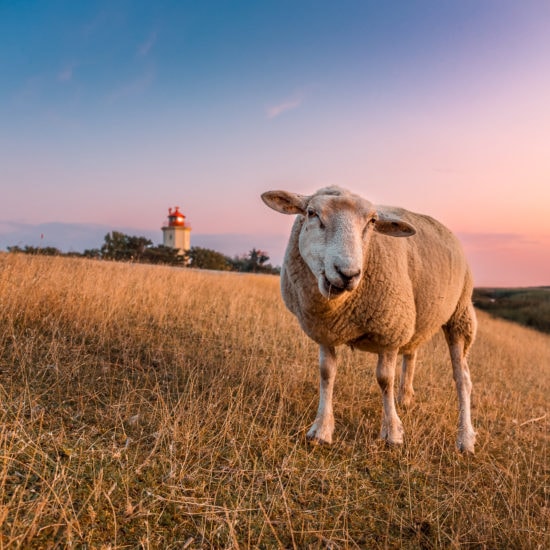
[166,206,189,227]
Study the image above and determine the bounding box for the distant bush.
[100,231,152,262]
[184,246,233,271]
[229,248,280,274]
[142,245,185,266]
[8,245,61,256]
[8,235,280,274]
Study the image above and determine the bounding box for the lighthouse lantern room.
[162,206,191,255]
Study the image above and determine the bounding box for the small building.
[161,206,191,255]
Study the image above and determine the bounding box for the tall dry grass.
[0,252,548,548]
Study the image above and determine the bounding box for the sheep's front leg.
[377,350,404,445]
[307,345,337,445]
[398,351,417,407]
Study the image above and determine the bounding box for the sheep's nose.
[334,264,361,287]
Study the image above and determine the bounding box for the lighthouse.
[161,206,191,255]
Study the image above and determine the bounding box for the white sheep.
[261,186,477,453]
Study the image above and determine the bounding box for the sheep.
[261,186,477,453]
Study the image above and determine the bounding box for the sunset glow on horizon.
[1,1,549,287]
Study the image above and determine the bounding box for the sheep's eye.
[307,209,325,229]
[363,218,376,237]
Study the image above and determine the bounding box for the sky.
[1,0,549,286]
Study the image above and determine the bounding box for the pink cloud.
[266,92,305,119]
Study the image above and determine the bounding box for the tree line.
[7,231,280,274]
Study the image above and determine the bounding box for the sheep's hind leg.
[376,350,404,445]
[307,345,337,445]
[447,340,476,453]
[398,351,417,407]
[444,304,477,453]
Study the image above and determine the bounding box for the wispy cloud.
[266,91,306,119]
[58,63,77,82]
[82,9,108,38]
[58,68,72,82]
[107,70,155,103]
[138,31,157,56]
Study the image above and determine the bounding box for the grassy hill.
[473,287,550,334]
[0,253,548,548]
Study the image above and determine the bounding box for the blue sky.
[1,1,549,285]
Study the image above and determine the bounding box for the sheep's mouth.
[321,275,347,298]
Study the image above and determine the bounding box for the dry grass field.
[0,252,548,548]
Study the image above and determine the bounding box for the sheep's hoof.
[456,431,476,454]
[306,427,332,446]
[380,422,404,446]
[306,435,331,446]
[381,436,404,448]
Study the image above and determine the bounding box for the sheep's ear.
[373,215,416,237]
[261,191,309,215]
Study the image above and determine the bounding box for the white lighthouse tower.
[162,206,191,255]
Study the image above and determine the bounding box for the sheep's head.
[261,187,416,300]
